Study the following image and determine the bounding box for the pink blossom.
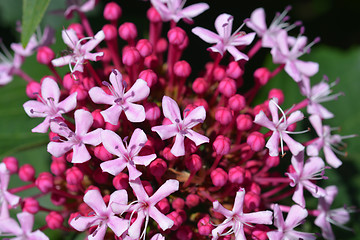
[23,77,77,133]
[47,109,102,163]
[89,69,150,124]
[192,13,256,61]
[152,96,209,157]
[65,0,97,19]
[70,189,129,240]
[211,188,273,240]
[0,163,20,209]
[0,40,24,85]
[100,129,156,181]
[51,29,104,74]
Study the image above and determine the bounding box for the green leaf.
[21,0,51,47]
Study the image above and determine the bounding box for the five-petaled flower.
[0,163,20,209]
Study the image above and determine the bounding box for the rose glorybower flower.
[23,77,77,133]
[152,96,209,157]
[211,188,273,240]
[100,129,157,181]
[65,0,97,19]
[47,109,102,163]
[150,0,209,23]
[70,189,129,240]
[51,29,104,74]
[111,178,179,240]
[192,13,256,61]
[267,204,315,240]
[0,163,20,209]
[0,40,24,86]
[89,69,150,124]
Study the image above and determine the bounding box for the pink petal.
[100,158,127,176]
[292,183,305,208]
[226,46,249,61]
[101,130,126,156]
[285,61,302,82]
[72,144,91,163]
[246,8,267,35]
[129,178,149,202]
[209,43,225,55]
[306,139,323,156]
[268,98,279,123]
[232,188,245,214]
[124,102,146,123]
[171,134,185,157]
[127,211,145,239]
[109,69,123,95]
[47,141,73,158]
[32,116,51,133]
[0,217,22,235]
[267,231,283,240]
[183,106,206,128]
[3,191,20,207]
[41,77,60,103]
[232,32,256,46]
[323,146,342,168]
[151,124,178,140]
[101,104,122,125]
[62,29,78,49]
[127,163,143,181]
[51,55,72,67]
[192,27,220,44]
[211,221,233,240]
[308,103,334,119]
[23,101,47,118]
[80,0,96,12]
[284,204,308,229]
[254,111,275,131]
[276,30,290,56]
[128,128,148,157]
[87,223,107,240]
[212,201,233,219]
[124,79,150,103]
[272,204,285,229]
[149,206,174,230]
[109,189,128,206]
[57,92,78,114]
[242,210,273,224]
[17,212,34,234]
[185,129,209,146]
[215,13,233,37]
[295,60,319,77]
[84,52,104,62]
[286,110,304,126]
[82,129,102,146]
[181,3,209,19]
[84,190,107,216]
[132,154,156,166]
[82,30,105,52]
[162,96,181,123]
[148,179,179,205]
[89,87,115,105]
[309,114,324,137]
[107,216,128,237]
[70,215,99,231]
[28,230,49,240]
[282,133,304,156]
[74,109,93,136]
[302,157,324,177]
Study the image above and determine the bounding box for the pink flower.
[150,0,209,23]
[100,129,157,181]
[152,96,209,157]
[51,29,104,74]
[47,109,102,163]
[23,77,77,133]
[192,13,256,61]
[211,188,273,240]
[89,69,150,124]
[70,189,129,240]
[267,204,315,240]
[0,212,48,240]
[65,0,97,19]
[0,163,20,208]
[0,40,24,86]
[253,98,305,156]
[111,178,179,239]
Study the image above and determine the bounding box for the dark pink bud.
[176,226,193,240]
[19,164,35,181]
[144,54,159,69]
[184,138,198,154]
[156,38,168,53]
[139,69,158,88]
[185,194,200,208]
[178,35,189,50]
[23,198,39,214]
[36,46,55,65]
[174,60,191,78]
[163,147,178,162]
[94,144,113,161]
[142,180,154,196]
[213,66,226,81]
[65,167,84,185]
[93,167,109,184]
[172,198,185,210]
[247,131,265,152]
[102,24,118,41]
[122,47,140,66]
[244,191,260,211]
[252,225,271,240]
[99,48,111,62]
[156,198,170,214]
[254,67,271,85]
[194,98,209,111]
[253,103,268,116]
[103,2,122,21]
[219,77,236,98]
[215,107,233,125]
[145,102,161,121]
[118,22,137,41]
[105,120,120,131]
[82,77,95,91]
[113,173,129,190]
[91,109,105,128]
[287,122,297,132]
[2,156,18,174]
[167,211,183,231]
[46,211,63,230]
[226,61,243,79]
[266,155,280,168]
[149,158,167,177]
[198,215,213,236]
[35,172,54,193]
[228,94,246,111]
[136,39,153,57]
[210,168,228,187]
[70,84,88,101]
[63,73,75,90]
[167,27,186,46]
[51,192,66,206]
[250,182,261,195]
[185,154,202,172]
[68,23,84,38]
[50,159,66,176]
[147,7,162,22]
[26,81,41,99]
[213,135,231,156]
[236,114,253,131]
[228,166,245,184]
[268,88,284,105]
[192,77,208,95]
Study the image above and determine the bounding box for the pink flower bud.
[247,131,265,152]
[25,81,41,99]
[2,156,18,174]
[36,46,55,65]
[194,98,209,111]
[50,159,66,176]
[215,107,233,125]
[210,168,228,187]
[228,94,246,111]
[236,114,253,131]
[162,147,178,162]
[65,167,84,185]
[142,180,154,196]
[250,182,261,195]
[167,27,186,46]
[198,215,213,236]
[139,69,158,88]
[226,61,243,79]
[51,192,66,206]
[185,138,198,154]
[185,154,202,172]
[91,109,105,128]
[213,135,231,156]
[46,211,63,230]
[228,166,245,184]
[149,158,167,177]
[213,66,226,81]
[174,60,191,78]
[118,22,137,41]
[266,155,280,168]
[253,103,268,116]
[287,122,297,132]
[147,7,162,22]
[94,144,113,161]
[144,54,159,68]
[156,38,168,53]
[167,211,183,231]
[176,226,193,240]
[145,102,161,121]
[113,173,129,190]
[105,120,120,131]
[192,77,208,95]
[103,2,122,21]
[62,73,75,90]
[219,77,236,98]
[23,198,39,214]
[244,191,260,211]
[252,225,271,240]
[19,164,35,181]
[156,198,170,214]
[102,24,118,41]
[178,35,189,50]
[68,23,84,38]
[70,84,88,101]
[268,88,284,105]
[93,167,109,184]
[254,67,271,85]
[136,39,153,57]
[35,172,54,193]
[122,47,140,66]
[172,198,185,210]
[185,194,200,208]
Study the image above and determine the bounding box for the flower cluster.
[0,1,356,240]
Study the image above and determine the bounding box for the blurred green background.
[0,0,359,239]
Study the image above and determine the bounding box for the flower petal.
[183,106,206,128]
[215,13,233,37]
[74,109,93,136]
[89,87,115,105]
[170,134,185,157]
[148,179,179,205]
[124,102,146,123]
[57,92,78,114]
[149,206,174,230]
[124,79,150,103]
[84,190,107,216]
[72,144,91,163]
[101,130,126,156]
[185,129,209,146]
[192,27,220,44]
[101,104,122,125]
[47,141,73,158]
[162,96,181,123]
[100,158,127,176]
[41,77,60,103]
[151,124,178,140]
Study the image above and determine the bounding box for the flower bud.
[145,102,161,121]
[226,61,243,79]
[103,2,122,21]
[102,24,118,41]
[266,155,280,168]
[139,69,157,88]
[136,39,153,57]
[198,215,213,236]
[93,167,109,185]
[91,109,105,129]
[46,211,63,230]
[118,22,137,41]
[167,27,186,46]
[82,77,95,91]
[228,94,246,111]
[149,158,167,177]
[3,156,18,174]
[113,173,129,190]
[26,81,41,99]
[247,131,265,152]
[35,172,54,193]
[68,23,84,38]
[228,166,245,184]
[176,226,193,240]
[215,107,233,125]
[210,168,228,187]
[213,135,231,156]
[105,120,120,131]
[185,154,202,172]
[19,164,35,181]
[172,198,185,210]
[178,35,189,50]
[94,144,113,161]
[23,198,39,214]
[268,88,284,105]
[122,47,140,66]
[156,198,170,214]
[254,67,271,85]
[194,98,209,111]
[63,73,75,90]
[174,60,191,78]
[147,7,162,22]
[186,194,200,208]
[70,84,87,101]
[142,180,154,196]
[65,167,84,185]
[162,147,177,162]
[252,225,271,240]
[167,211,183,231]
[244,191,261,211]
[50,159,66,176]
[213,66,226,81]
[192,77,208,95]
[36,46,55,65]
[219,77,236,98]
[51,192,66,206]
[236,114,253,131]
[144,54,159,68]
